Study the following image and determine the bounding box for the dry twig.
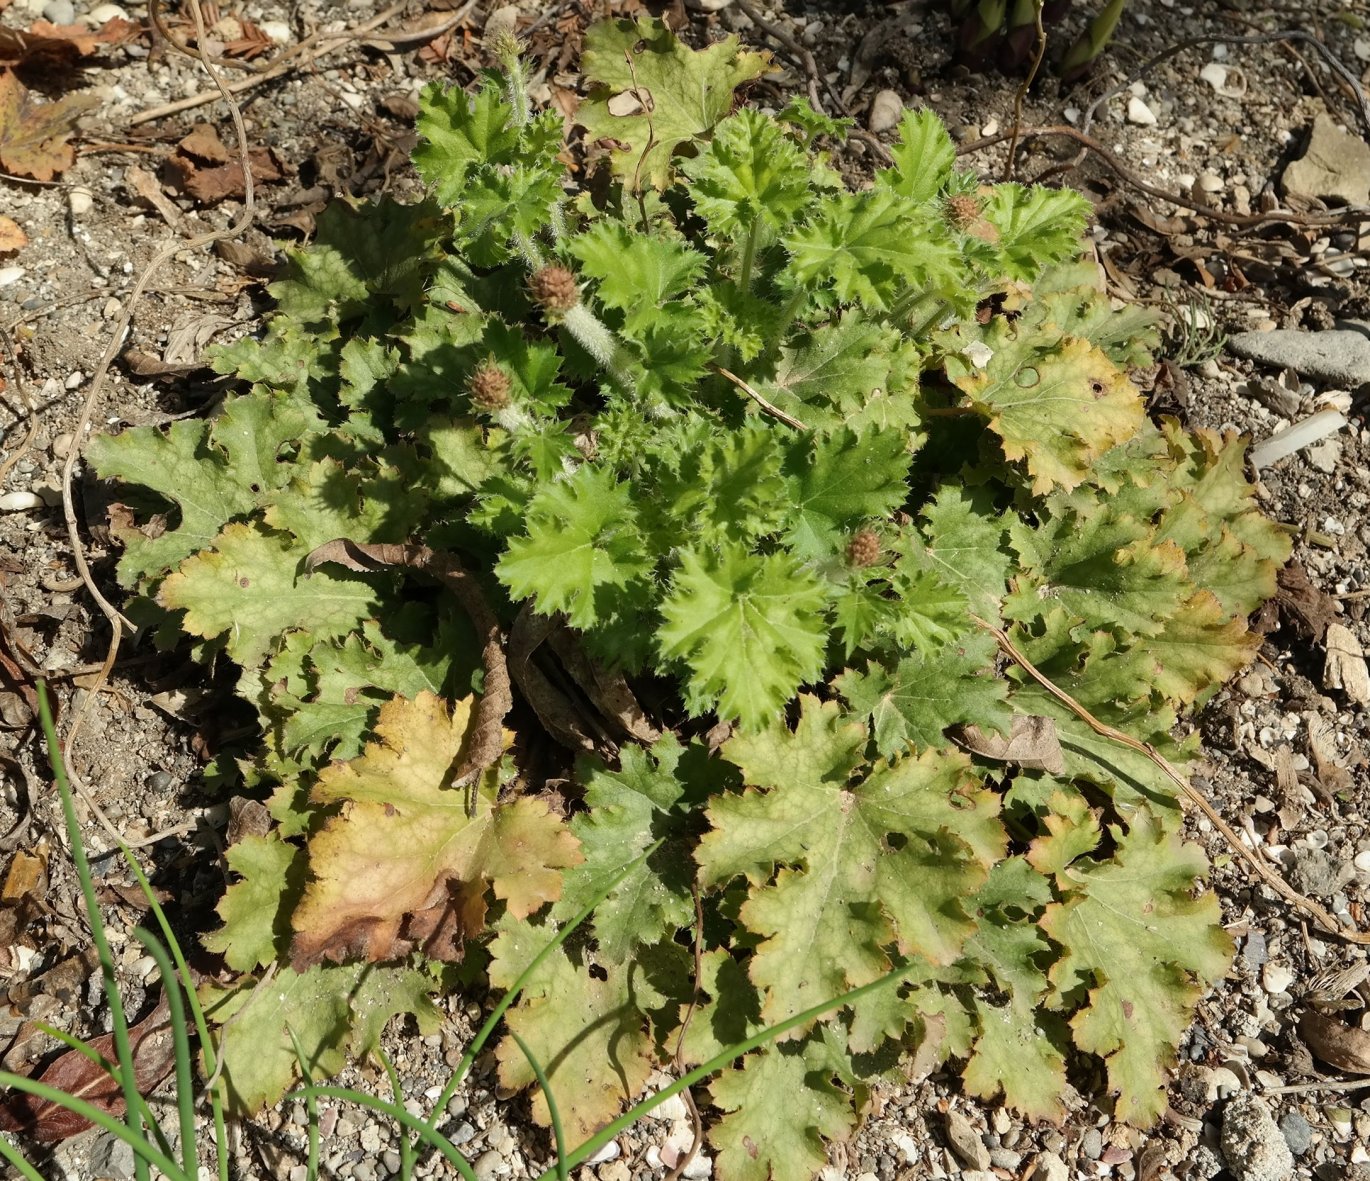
[974,615,1370,948]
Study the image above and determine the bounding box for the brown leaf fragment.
[1275,563,1338,643]
[0,215,26,253]
[2,845,47,904]
[0,20,99,69]
[0,73,96,182]
[1298,1008,1370,1075]
[0,997,173,1140]
[951,715,1065,775]
[163,144,285,204]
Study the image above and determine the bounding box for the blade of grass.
[117,840,232,1169]
[288,1086,479,1181]
[375,1047,416,1180]
[541,958,920,1178]
[424,841,661,1127]
[0,1133,47,1181]
[132,931,197,1177]
[508,1032,568,1181]
[37,682,151,1181]
[286,1026,321,1181]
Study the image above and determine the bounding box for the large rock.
[1222,1093,1294,1181]
[1283,111,1370,205]
[1228,325,1370,387]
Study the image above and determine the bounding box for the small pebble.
[1080,1128,1104,1159]
[1126,96,1157,126]
[260,19,292,43]
[42,0,75,24]
[0,265,25,287]
[1279,1111,1313,1156]
[87,3,130,22]
[472,1149,504,1181]
[867,89,904,134]
[1262,963,1295,995]
[381,1150,402,1175]
[587,1140,620,1164]
[68,186,94,216]
[0,491,43,512]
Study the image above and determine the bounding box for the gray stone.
[1222,1093,1294,1181]
[1034,1152,1069,1181]
[42,0,75,23]
[472,1149,505,1181]
[1228,326,1370,387]
[944,1110,990,1171]
[988,1147,1022,1170]
[1283,112,1370,205]
[1290,847,1352,899]
[1079,1127,1104,1159]
[381,1151,403,1176]
[1278,1110,1313,1156]
[87,1133,137,1181]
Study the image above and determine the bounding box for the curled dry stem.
[974,615,1370,948]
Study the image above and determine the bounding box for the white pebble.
[587,1140,620,1164]
[1126,97,1157,126]
[87,4,130,22]
[0,265,24,287]
[1198,171,1224,192]
[980,117,999,137]
[259,19,292,44]
[1353,850,1370,873]
[65,370,84,390]
[68,185,93,216]
[1261,962,1295,995]
[0,491,44,512]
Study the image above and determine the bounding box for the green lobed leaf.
[657,546,829,729]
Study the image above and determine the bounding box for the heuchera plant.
[89,18,1289,1179]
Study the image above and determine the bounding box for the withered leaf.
[0,73,97,182]
[951,714,1065,775]
[1299,1008,1370,1076]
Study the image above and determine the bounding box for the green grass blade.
[289,1086,479,1181]
[286,1026,321,1181]
[36,682,151,1181]
[131,930,197,1176]
[425,841,662,1128]
[376,1047,416,1180]
[508,1032,568,1181]
[538,958,920,1179]
[0,1133,46,1181]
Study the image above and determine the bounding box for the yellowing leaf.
[201,960,441,1115]
[0,73,96,182]
[1042,810,1232,1126]
[578,17,771,191]
[489,914,656,1145]
[949,328,1146,494]
[700,697,1002,1029]
[158,522,380,669]
[290,693,581,967]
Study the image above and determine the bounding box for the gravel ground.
[3,0,1370,1179]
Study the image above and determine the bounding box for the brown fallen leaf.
[0,997,174,1141]
[0,214,26,253]
[163,141,285,203]
[1299,1008,1370,1075]
[0,73,97,182]
[950,715,1065,775]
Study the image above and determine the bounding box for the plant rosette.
[89,17,1290,1178]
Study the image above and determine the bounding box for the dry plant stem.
[302,540,512,801]
[59,0,255,849]
[973,615,1370,947]
[711,364,809,431]
[0,326,39,485]
[1002,0,1048,182]
[1262,1078,1370,1095]
[959,123,1370,232]
[130,1,478,126]
[732,0,833,115]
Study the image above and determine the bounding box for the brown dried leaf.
[1276,563,1338,643]
[0,20,96,68]
[1,846,46,904]
[0,997,173,1140]
[0,215,26,253]
[1299,1008,1370,1075]
[0,73,97,182]
[951,715,1065,775]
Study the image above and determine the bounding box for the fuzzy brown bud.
[945,192,982,228]
[468,361,511,410]
[529,264,579,313]
[846,528,882,568]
